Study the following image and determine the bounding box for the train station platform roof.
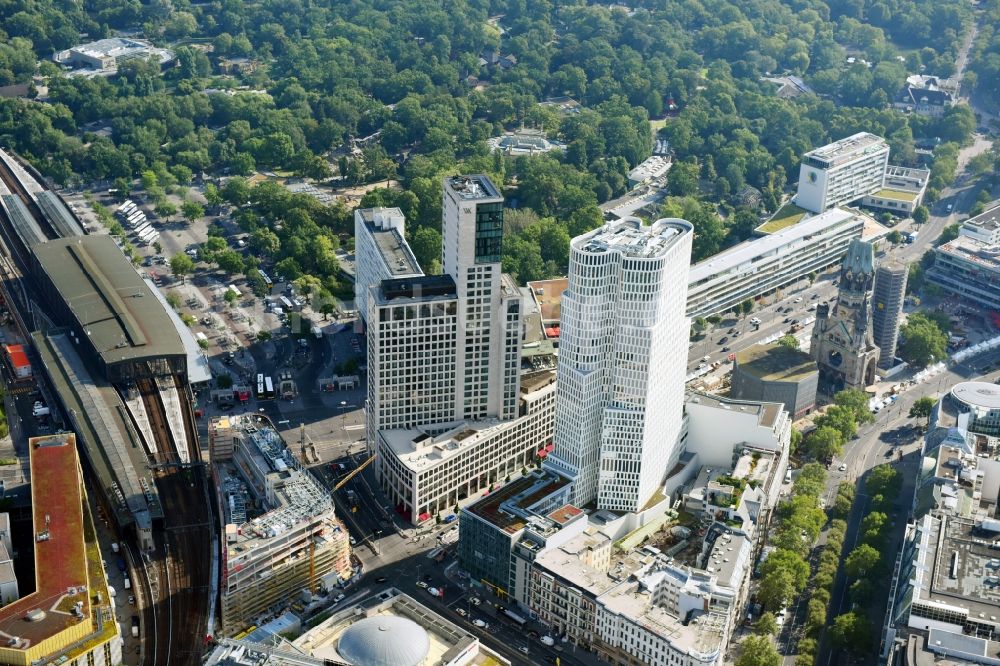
[32,330,162,528]
[33,236,185,376]
[145,278,212,385]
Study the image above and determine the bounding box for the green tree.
[834,388,876,425]
[155,200,178,218]
[754,612,778,637]
[813,405,858,441]
[740,299,754,317]
[899,313,948,366]
[760,549,809,591]
[936,223,960,246]
[224,289,238,306]
[845,543,881,579]
[777,334,799,349]
[866,464,902,498]
[829,612,873,653]
[910,395,936,422]
[805,426,845,461]
[912,206,929,224]
[757,568,796,611]
[181,200,205,223]
[216,250,245,274]
[887,230,903,244]
[204,183,224,207]
[170,253,195,282]
[222,177,251,207]
[411,227,442,273]
[736,636,781,666]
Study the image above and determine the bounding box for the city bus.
[263,376,276,400]
[258,269,273,291]
[256,374,265,398]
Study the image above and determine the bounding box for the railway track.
[136,377,212,665]
[0,150,57,240]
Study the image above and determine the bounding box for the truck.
[123,576,131,590]
[906,231,918,244]
[131,616,139,638]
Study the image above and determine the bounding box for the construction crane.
[333,454,376,492]
[307,453,377,594]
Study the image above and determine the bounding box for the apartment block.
[353,207,423,321]
[796,132,890,213]
[458,469,579,605]
[378,370,558,524]
[215,416,352,633]
[686,207,865,319]
[546,217,694,511]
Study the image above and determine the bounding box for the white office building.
[365,275,459,446]
[796,132,890,213]
[546,217,693,512]
[353,207,423,320]
[377,370,557,523]
[442,175,522,422]
[686,207,865,319]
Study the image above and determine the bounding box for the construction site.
[210,414,353,634]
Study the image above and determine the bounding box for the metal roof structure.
[32,330,160,530]
[33,236,185,377]
[1,194,46,247]
[36,191,84,238]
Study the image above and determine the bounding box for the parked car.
[457,608,467,617]
[416,581,428,589]
[470,597,481,606]
[839,463,847,472]
[473,619,488,628]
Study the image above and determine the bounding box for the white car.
[334,593,345,603]
[457,608,467,617]
[749,317,761,325]
[416,581,428,589]
[470,597,481,606]
[519,647,530,654]
[473,619,488,628]
[839,463,847,472]
[428,587,439,596]
[794,296,803,303]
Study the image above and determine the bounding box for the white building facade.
[796,132,890,213]
[353,207,423,320]
[442,175,522,422]
[546,217,693,512]
[686,208,864,319]
[377,372,557,523]
[365,276,460,447]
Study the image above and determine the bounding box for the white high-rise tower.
[442,175,521,422]
[545,217,694,512]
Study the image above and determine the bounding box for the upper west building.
[442,175,522,422]
[545,217,693,512]
[361,176,538,525]
[796,132,890,213]
[353,207,423,321]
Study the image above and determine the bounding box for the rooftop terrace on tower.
[575,217,692,259]
[444,174,502,200]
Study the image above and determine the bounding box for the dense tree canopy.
[0,0,976,291]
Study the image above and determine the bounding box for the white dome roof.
[338,616,430,666]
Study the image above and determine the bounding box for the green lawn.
[757,204,808,234]
[874,188,919,202]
